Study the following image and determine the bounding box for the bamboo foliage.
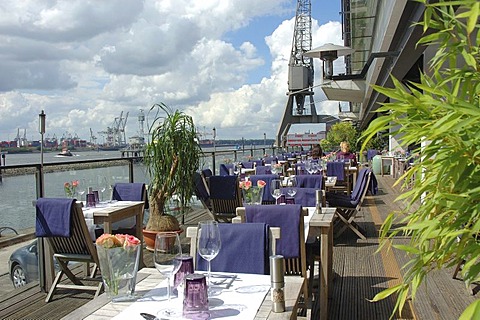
[360,1,480,318]
[144,103,202,231]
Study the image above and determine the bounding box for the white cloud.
[0,0,343,142]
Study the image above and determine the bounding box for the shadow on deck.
[0,175,477,319]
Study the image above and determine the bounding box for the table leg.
[319,226,330,320]
[103,221,112,234]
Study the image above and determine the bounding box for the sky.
[0,0,346,144]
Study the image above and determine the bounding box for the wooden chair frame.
[45,202,103,302]
[235,206,309,300]
[208,176,243,223]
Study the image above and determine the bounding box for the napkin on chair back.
[35,198,75,237]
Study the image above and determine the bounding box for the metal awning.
[320,79,365,103]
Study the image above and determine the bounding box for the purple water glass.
[86,193,96,207]
[93,190,100,203]
[183,273,209,319]
[174,255,194,288]
[278,194,286,204]
[286,197,295,204]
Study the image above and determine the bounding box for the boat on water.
[57,149,73,157]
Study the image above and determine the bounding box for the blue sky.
[0,1,345,143]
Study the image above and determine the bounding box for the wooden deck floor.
[0,175,477,319]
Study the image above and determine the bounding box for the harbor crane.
[98,111,129,147]
[275,0,339,147]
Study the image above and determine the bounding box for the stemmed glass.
[97,176,108,202]
[77,179,86,202]
[270,179,283,204]
[286,176,297,199]
[197,220,221,292]
[154,232,183,318]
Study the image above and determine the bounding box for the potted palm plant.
[143,103,202,249]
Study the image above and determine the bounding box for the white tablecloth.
[113,272,270,320]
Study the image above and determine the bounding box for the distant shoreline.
[0,160,128,177]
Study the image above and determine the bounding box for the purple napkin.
[112,183,148,209]
[255,166,271,175]
[196,223,269,275]
[367,149,378,161]
[249,174,280,202]
[241,161,254,169]
[291,188,318,207]
[220,164,234,176]
[296,175,323,188]
[201,168,213,178]
[263,156,277,165]
[194,172,210,201]
[35,198,75,237]
[245,204,301,259]
[252,159,264,167]
[209,176,237,200]
[327,161,345,181]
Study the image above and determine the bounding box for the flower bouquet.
[64,180,78,198]
[96,233,141,302]
[240,179,266,205]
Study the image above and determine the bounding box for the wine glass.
[97,176,107,202]
[77,179,86,202]
[154,232,183,318]
[286,176,297,198]
[197,220,221,292]
[270,179,283,204]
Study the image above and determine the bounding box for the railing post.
[128,158,134,182]
[211,152,216,175]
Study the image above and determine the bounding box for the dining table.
[304,207,336,320]
[62,269,305,320]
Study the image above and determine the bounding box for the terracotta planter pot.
[142,228,183,252]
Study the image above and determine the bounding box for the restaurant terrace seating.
[208,175,242,222]
[326,168,372,240]
[35,198,102,302]
[186,223,280,275]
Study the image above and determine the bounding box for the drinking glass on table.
[154,232,183,318]
[97,176,108,202]
[197,220,221,293]
[286,176,297,198]
[270,179,283,204]
[77,179,86,202]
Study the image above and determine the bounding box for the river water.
[0,147,268,233]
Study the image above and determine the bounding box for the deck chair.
[208,175,242,222]
[219,163,234,176]
[326,168,371,240]
[241,161,254,169]
[35,198,102,302]
[255,165,271,175]
[186,223,280,274]
[235,205,309,300]
[327,161,350,194]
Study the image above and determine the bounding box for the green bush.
[361,1,480,318]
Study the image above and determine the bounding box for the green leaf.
[459,300,480,320]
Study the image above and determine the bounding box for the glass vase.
[242,186,264,205]
[96,244,141,302]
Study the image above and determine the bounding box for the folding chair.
[208,175,242,222]
[235,205,309,300]
[326,168,371,240]
[186,223,280,274]
[35,198,103,302]
[219,163,234,176]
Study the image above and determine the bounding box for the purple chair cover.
[296,163,306,175]
[112,182,148,209]
[290,188,318,207]
[209,175,237,200]
[327,161,345,181]
[369,171,378,195]
[249,174,280,203]
[296,175,323,188]
[194,172,210,202]
[196,223,269,275]
[367,149,378,161]
[326,169,370,207]
[241,161,254,169]
[252,159,264,167]
[245,204,301,259]
[35,198,75,237]
[255,165,271,175]
[220,163,234,176]
[201,168,213,178]
[263,156,277,165]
